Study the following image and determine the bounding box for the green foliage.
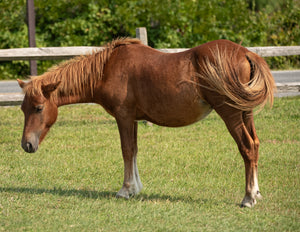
[0,0,30,79]
[0,97,299,230]
[0,0,299,79]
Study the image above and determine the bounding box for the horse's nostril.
[26,142,33,152]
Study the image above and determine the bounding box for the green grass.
[0,97,299,231]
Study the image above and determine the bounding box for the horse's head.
[17,79,61,153]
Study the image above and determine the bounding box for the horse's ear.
[42,81,61,96]
[17,79,26,89]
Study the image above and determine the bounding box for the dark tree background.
[0,0,299,79]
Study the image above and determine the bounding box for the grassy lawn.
[0,96,299,231]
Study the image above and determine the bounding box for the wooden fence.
[0,27,299,61]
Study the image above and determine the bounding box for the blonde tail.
[198,48,276,111]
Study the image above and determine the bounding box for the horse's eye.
[35,105,44,113]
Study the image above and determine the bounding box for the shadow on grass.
[0,186,115,199]
[0,186,228,205]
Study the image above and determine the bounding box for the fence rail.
[159,46,300,57]
[1,46,300,61]
[0,47,103,61]
[0,27,299,61]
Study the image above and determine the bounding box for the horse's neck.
[55,95,89,107]
[48,76,96,107]
[54,87,94,107]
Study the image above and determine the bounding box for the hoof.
[116,189,130,199]
[241,195,257,208]
[241,201,255,208]
[241,190,262,208]
[116,180,143,199]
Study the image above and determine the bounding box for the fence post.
[135,27,153,126]
[27,0,37,76]
[136,27,148,46]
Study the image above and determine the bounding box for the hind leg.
[214,106,262,207]
[241,111,262,207]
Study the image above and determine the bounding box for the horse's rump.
[196,41,276,111]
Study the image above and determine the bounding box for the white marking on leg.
[241,168,261,207]
[133,156,143,192]
[124,157,143,195]
[253,169,262,199]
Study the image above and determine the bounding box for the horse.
[17,38,276,208]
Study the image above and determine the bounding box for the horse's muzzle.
[21,134,39,153]
[22,141,38,153]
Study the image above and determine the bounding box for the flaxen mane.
[23,38,141,100]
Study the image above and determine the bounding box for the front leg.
[116,119,143,199]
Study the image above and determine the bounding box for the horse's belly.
[138,98,212,127]
[191,100,213,122]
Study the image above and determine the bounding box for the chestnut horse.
[17,38,275,207]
